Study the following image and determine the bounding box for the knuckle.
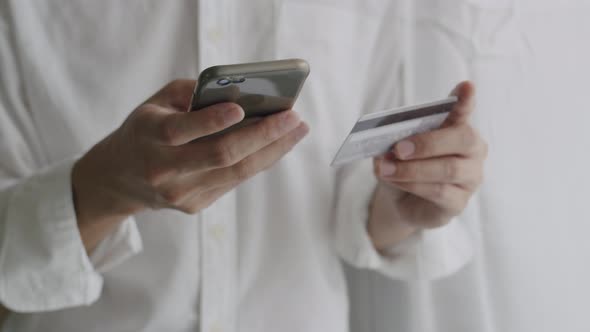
[158,118,179,145]
[160,188,187,206]
[395,163,414,180]
[432,183,450,201]
[205,111,227,131]
[198,106,229,132]
[460,125,480,151]
[200,194,219,210]
[209,140,237,167]
[443,158,461,181]
[128,104,157,134]
[128,105,147,122]
[177,204,201,215]
[411,134,428,156]
[180,190,224,214]
[232,160,255,182]
[136,103,159,116]
[166,79,184,93]
[144,164,169,186]
[259,118,280,141]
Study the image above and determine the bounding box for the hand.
[72,80,309,251]
[369,81,487,249]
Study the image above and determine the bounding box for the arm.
[0,79,309,314]
[333,82,485,280]
[367,183,418,251]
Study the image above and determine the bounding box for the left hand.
[373,81,487,230]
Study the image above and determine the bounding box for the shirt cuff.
[89,216,142,273]
[334,159,473,280]
[0,158,141,312]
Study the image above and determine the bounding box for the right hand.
[72,80,308,248]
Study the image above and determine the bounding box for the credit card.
[331,97,457,166]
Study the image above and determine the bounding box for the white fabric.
[0,158,104,312]
[348,1,590,332]
[0,1,472,331]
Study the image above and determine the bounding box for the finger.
[444,81,476,126]
[158,122,309,205]
[146,102,245,146]
[148,79,197,109]
[179,110,302,170]
[392,124,486,160]
[377,157,483,186]
[389,182,470,219]
[204,122,309,185]
[373,155,386,176]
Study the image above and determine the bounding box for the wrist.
[71,144,141,252]
[368,182,418,251]
[72,148,144,219]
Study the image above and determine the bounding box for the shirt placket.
[197,2,237,332]
[198,0,233,70]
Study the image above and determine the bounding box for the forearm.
[71,148,138,254]
[368,182,418,251]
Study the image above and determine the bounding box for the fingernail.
[380,160,396,176]
[396,140,415,159]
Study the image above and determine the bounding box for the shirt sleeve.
[333,159,474,280]
[0,157,142,313]
[0,7,142,313]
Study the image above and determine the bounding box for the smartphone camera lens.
[217,78,231,86]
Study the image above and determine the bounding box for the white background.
[348,1,590,331]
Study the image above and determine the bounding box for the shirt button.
[208,224,226,241]
[210,323,223,332]
[206,28,224,42]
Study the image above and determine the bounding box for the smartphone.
[189,59,310,118]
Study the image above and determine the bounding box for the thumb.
[444,81,476,126]
[147,79,197,110]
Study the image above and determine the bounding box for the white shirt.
[348,1,590,332]
[0,1,472,331]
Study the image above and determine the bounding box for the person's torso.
[1,1,402,331]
